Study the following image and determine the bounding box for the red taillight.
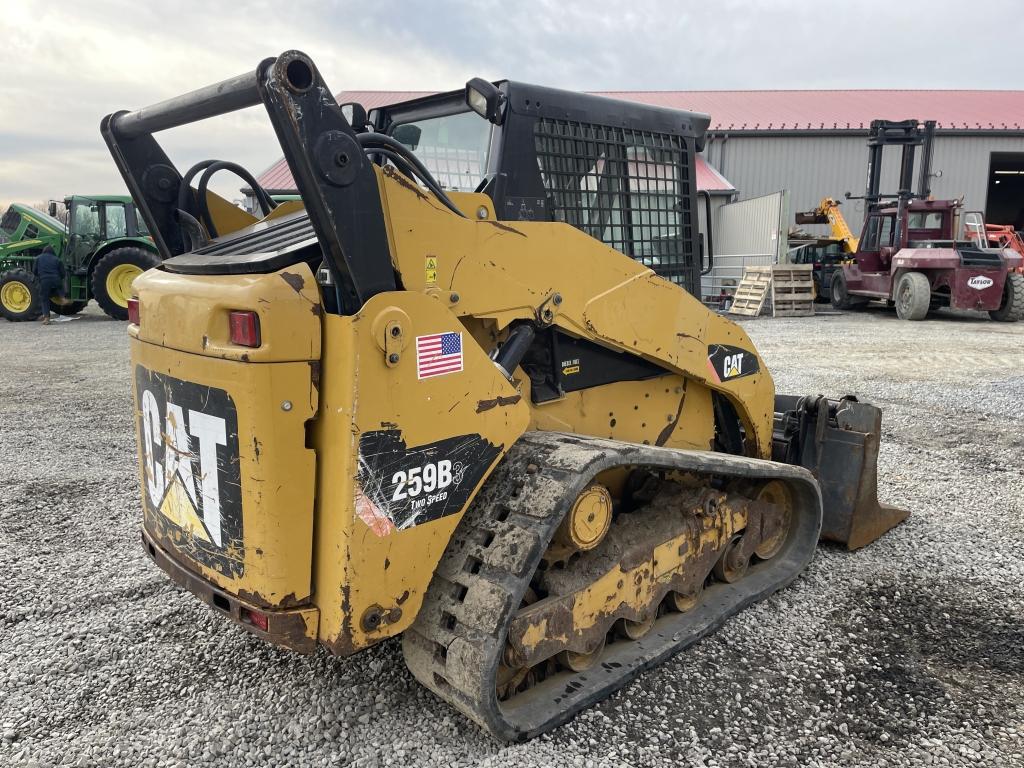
[127,297,140,326]
[242,608,269,632]
[229,310,261,348]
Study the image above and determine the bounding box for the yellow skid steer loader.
[102,51,906,741]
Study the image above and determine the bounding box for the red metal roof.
[257,148,733,193]
[596,89,1024,132]
[319,87,1024,132]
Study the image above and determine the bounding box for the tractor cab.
[57,195,151,276]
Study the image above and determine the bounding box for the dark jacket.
[33,249,64,282]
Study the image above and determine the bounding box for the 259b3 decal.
[135,367,243,578]
[356,430,500,535]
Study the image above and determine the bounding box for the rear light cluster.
[127,297,140,326]
[242,607,269,632]
[229,310,261,348]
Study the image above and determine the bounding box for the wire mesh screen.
[534,119,696,291]
[413,146,485,192]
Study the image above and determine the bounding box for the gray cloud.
[2,0,1021,208]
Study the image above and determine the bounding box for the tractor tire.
[830,270,867,310]
[989,272,1024,322]
[91,247,161,320]
[0,269,42,321]
[894,271,931,321]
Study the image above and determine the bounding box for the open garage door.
[985,152,1024,229]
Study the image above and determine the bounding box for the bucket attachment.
[794,210,828,225]
[772,394,908,550]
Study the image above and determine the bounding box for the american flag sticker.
[416,331,464,379]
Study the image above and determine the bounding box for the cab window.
[72,202,101,236]
[862,215,894,250]
[908,211,943,229]
[103,203,128,238]
[390,110,493,192]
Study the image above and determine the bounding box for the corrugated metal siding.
[703,134,1024,236]
[713,191,788,259]
[699,191,787,298]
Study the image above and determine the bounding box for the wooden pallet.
[770,265,815,317]
[728,266,773,316]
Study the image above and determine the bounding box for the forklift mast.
[862,119,937,204]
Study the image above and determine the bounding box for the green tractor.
[0,195,160,321]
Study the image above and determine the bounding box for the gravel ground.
[1,304,1022,768]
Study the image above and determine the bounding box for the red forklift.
[830,120,1023,321]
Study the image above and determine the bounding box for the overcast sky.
[1,0,1021,209]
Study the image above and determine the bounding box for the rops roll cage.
[101,50,398,315]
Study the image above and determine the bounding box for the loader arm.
[795,197,859,253]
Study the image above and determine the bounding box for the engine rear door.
[130,263,321,609]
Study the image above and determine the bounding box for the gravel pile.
[1,304,1022,767]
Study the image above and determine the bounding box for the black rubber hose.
[368,148,466,218]
[178,159,218,218]
[174,209,210,251]
[177,159,276,240]
[358,133,466,218]
[197,161,277,237]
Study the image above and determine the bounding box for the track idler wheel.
[713,534,750,583]
[552,484,613,553]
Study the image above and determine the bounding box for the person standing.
[33,245,64,325]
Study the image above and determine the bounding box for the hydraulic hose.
[358,133,467,218]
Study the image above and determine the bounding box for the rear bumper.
[142,528,319,653]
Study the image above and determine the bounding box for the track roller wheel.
[713,534,750,583]
[619,613,657,641]
[670,583,703,613]
[753,480,793,560]
[557,636,606,672]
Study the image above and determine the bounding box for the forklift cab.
[856,211,897,269]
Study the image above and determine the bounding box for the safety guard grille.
[534,119,697,293]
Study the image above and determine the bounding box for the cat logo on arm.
[707,344,760,383]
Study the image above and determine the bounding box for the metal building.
[599,89,1024,232]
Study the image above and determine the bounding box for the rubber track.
[402,431,823,742]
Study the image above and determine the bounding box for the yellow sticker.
[425,256,438,285]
